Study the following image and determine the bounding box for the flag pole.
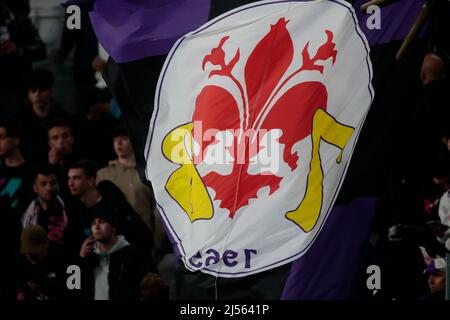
[395,0,434,60]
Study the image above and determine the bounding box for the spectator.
[140,273,169,300]
[0,119,33,300]
[420,257,446,300]
[21,165,78,261]
[46,118,76,167]
[0,119,33,211]
[96,125,166,258]
[27,69,58,119]
[16,225,66,300]
[20,69,69,161]
[79,210,155,300]
[0,0,46,120]
[420,53,446,86]
[44,118,84,198]
[72,87,117,168]
[68,160,154,258]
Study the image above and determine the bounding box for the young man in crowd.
[79,209,155,300]
[44,118,83,198]
[96,125,166,259]
[20,69,69,161]
[68,160,154,259]
[0,119,33,210]
[21,165,79,262]
[0,119,33,299]
[46,118,76,166]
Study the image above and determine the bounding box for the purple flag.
[62,0,211,63]
[282,197,377,299]
[62,0,430,61]
[354,0,428,46]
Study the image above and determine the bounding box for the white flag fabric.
[145,0,373,277]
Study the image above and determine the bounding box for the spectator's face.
[48,126,74,155]
[91,218,116,242]
[28,88,53,118]
[113,135,133,159]
[420,53,446,86]
[0,127,19,157]
[428,271,446,294]
[68,168,93,197]
[34,174,59,203]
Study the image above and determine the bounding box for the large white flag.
[145,0,373,277]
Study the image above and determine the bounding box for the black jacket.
[16,255,67,300]
[80,244,156,300]
[97,181,155,258]
[64,181,156,266]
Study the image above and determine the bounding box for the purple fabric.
[281,197,377,300]
[354,0,428,46]
[156,203,183,261]
[61,0,431,62]
[62,0,95,6]
[63,0,211,63]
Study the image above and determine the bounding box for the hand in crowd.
[0,40,17,55]
[80,236,96,258]
[48,146,63,165]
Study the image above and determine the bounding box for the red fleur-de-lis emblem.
[193,18,337,218]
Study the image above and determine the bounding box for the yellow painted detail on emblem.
[162,122,213,222]
[286,108,354,232]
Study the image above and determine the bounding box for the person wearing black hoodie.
[79,208,156,300]
[20,69,70,162]
[67,160,155,261]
